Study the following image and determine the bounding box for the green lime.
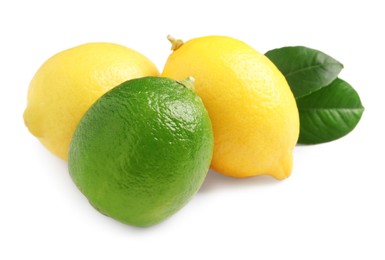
[68,76,213,227]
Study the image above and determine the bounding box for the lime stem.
[167,35,184,51]
[177,77,195,91]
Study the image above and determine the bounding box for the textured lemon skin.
[162,36,299,179]
[24,43,159,160]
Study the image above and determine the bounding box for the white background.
[1,0,384,259]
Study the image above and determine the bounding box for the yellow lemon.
[162,35,299,180]
[24,42,159,160]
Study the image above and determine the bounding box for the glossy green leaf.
[296,78,364,144]
[265,46,344,98]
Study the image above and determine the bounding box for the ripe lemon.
[68,77,213,227]
[162,35,299,180]
[23,42,159,160]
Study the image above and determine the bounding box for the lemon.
[69,77,213,227]
[162,35,299,180]
[23,42,159,160]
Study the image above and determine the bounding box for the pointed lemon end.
[23,107,43,138]
[268,153,294,180]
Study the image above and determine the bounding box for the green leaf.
[265,46,344,98]
[296,78,364,144]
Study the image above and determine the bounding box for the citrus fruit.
[23,42,159,160]
[68,77,213,227]
[162,35,299,180]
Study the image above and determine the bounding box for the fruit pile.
[24,35,364,227]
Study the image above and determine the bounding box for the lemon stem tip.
[167,34,184,51]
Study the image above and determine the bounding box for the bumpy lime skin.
[68,77,213,227]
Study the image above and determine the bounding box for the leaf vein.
[285,62,341,78]
[299,107,364,112]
